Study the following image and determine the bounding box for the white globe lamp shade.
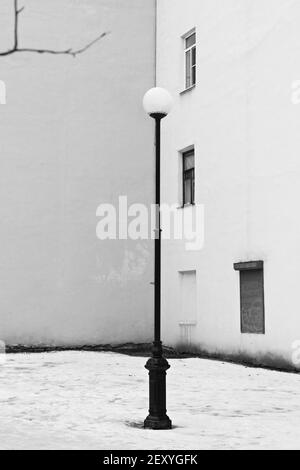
[143,87,173,117]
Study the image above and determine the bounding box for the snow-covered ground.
[0,351,300,450]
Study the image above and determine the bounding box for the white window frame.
[182,149,195,206]
[177,145,195,207]
[183,29,196,90]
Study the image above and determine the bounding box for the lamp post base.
[144,343,172,430]
[144,414,172,430]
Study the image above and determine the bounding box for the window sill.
[180,84,196,95]
[179,321,197,327]
[177,203,195,210]
[241,332,266,336]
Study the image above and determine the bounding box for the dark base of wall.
[6,343,299,373]
[176,344,300,374]
[5,343,193,359]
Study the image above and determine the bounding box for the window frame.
[182,149,195,206]
[184,30,196,90]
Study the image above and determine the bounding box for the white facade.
[1,0,300,370]
[157,0,300,369]
[0,0,155,346]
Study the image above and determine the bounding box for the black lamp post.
[143,87,173,430]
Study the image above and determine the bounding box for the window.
[182,149,195,205]
[234,261,265,334]
[179,270,197,350]
[180,271,197,322]
[184,31,196,89]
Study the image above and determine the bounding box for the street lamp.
[143,87,173,430]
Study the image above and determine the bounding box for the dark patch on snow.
[5,342,300,374]
[125,420,181,430]
[5,343,196,359]
[125,421,144,429]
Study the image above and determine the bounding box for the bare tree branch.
[0,0,108,58]
[14,0,20,49]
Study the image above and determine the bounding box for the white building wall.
[157,0,300,369]
[0,0,155,346]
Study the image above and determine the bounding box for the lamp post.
[143,87,173,430]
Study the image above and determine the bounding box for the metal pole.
[144,114,172,430]
[154,115,161,345]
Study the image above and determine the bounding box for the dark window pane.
[183,152,194,170]
[184,178,192,205]
[185,33,196,49]
[192,65,196,86]
[192,47,196,65]
[185,50,191,88]
[191,175,195,204]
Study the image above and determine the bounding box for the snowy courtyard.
[0,350,300,450]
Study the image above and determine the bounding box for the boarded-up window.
[234,261,265,334]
